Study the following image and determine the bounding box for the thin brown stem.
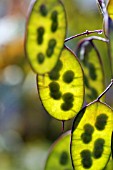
[64,29,103,43]
[62,120,65,133]
[97,79,113,101]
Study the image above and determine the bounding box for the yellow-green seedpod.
[105,157,113,170]
[71,101,113,170]
[37,47,84,120]
[25,0,66,74]
[45,131,72,170]
[106,0,113,76]
[77,41,105,103]
[107,0,113,20]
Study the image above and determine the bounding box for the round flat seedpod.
[71,101,113,170]
[37,46,84,120]
[25,0,66,74]
[77,40,105,103]
[107,0,113,20]
[105,158,113,170]
[45,131,72,170]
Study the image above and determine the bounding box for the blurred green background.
[0,0,112,169]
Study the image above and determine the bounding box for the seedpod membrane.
[37,46,84,121]
[45,131,72,170]
[71,101,113,170]
[106,0,113,75]
[25,0,66,74]
[76,40,105,103]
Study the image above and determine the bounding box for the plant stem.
[62,120,65,133]
[64,29,103,42]
[97,79,113,101]
[79,36,108,43]
[96,0,107,16]
[97,1,113,78]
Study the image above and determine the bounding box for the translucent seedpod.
[25,0,66,74]
[45,131,73,170]
[104,157,113,170]
[76,39,105,103]
[71,101,113,170]
[37,46,84,121]
[107,0,113,20]
[106,0,113,76]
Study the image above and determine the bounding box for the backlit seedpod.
[25,0,66,74]
[45,131,72,170]
[37,46,84,121]
[76,40,105,103]
[71,101,113,170]
[107,0,113,20]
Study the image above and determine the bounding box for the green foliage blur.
[0,0,112,169]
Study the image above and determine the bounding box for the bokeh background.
[0,0,112,169]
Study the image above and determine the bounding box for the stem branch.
[97,79,113,101]
[64,29,103,42]
[96,0,107,16]
[81,36,108,43]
